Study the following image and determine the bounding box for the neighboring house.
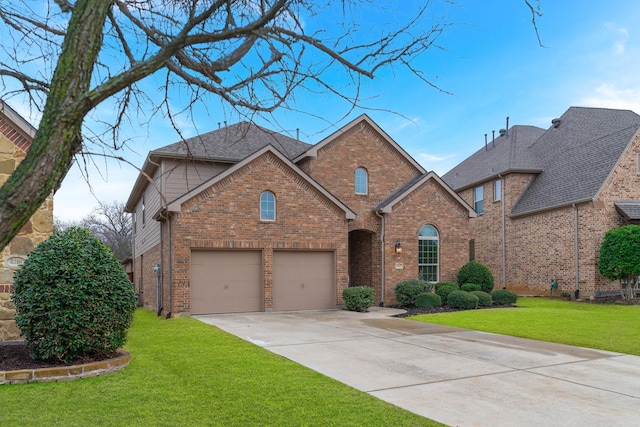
[0,100,54,341]
[442,106,640,298]
[125,115,476,315]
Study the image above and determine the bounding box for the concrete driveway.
[194,307,640,427]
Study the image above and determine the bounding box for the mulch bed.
[391,303,517,318]
[0,343,117,371]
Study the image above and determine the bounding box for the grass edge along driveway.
[410,297,640,356]
[0,309,444,427]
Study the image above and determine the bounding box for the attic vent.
[552,118,561,128]
[499,129,506,137]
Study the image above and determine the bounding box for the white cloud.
[580,83,640,113]
[416,152,459,175]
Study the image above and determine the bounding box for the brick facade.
[457,131,640,297]
[0,107,53,341]
[130,116,475,314]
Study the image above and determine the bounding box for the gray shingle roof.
[442,107,640,217]
[152,121,311,161]
[442,125,546,190]
[614,201,640,222]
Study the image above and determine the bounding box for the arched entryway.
[348,229,376,288]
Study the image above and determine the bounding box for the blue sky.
[34,1,640,221]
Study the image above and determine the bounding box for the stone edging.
[0,350,131,385]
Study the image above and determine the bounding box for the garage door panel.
[191,250,262,314]
[273,251,335,311]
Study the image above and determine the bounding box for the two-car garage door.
[190,250,335,314]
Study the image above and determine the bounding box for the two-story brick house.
[125,114,476,315]
[0,100,54,340]
[442,107,640,298]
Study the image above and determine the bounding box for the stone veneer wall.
[0,129,53,341]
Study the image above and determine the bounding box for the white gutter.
[375,211,385,306]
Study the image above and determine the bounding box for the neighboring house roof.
[442,107,640,217]
[294,114,426,174]
[125,121,311,212]
[374,172,477,217]
[165,144,356,220]
[0,99,36,152]
[442,125,545,191]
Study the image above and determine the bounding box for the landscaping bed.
[0,342,116,371]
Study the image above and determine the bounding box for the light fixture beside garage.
[395,240,402,254]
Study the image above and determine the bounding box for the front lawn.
[410,297,640,355]
[0,309,442,426]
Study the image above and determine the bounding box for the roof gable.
[0,100,36,152]
[166,145,356,219]
[294,114,426,174]
[375,172,476,217]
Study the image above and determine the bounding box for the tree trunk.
[0,0,112,251]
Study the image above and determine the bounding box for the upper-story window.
[355,167,368,195]
[260,191,276,221]
[142,193,146,225]
[474,185,484,214]
[494,179,502,202]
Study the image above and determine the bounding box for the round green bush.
[447,290,479,309]
[471,291,493,307]
[343,286,375,312]
[394,279,433,306]
[461,283,481,292]
[435,284,458,303]
[12,227,137,363]
[457,261,495,293]
[491,289,518,305]
[415,292,442,309]
[435,281,459,291]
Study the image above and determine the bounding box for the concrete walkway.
[195,308,640,427]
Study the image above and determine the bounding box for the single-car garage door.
[273,251,335,311]
[191,250,262,314]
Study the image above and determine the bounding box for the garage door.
[191,250,262,314]
[273,251,335,311]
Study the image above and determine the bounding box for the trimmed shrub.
[435,281,459,291]
[457,261,495,293]
[12,227,137,363]
[394,279,433,306]
[472,291,493,307]
[343,286,375,312]
[461,283,481,292]
[491,289,518,305]
[447,290,479,309]
[435,284,458,303]
[415,292,442,309]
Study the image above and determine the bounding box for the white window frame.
[355,167,368,195]
[260,191,276,221]
[418,225,439,283]
[494,179,502,202]
[474,185,484,214]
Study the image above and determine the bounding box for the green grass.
[0,309,443,427]
[410,297,640,355]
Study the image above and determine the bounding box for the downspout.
[573,204,580,298]
[375,210,385,306]
[166,213,172,319]
[499,174,506,289]
[157,219,164,316]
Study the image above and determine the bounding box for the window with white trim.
[418,225,439,282]
[260,191,276,221]
[474,185,484,214]
[355,167,368,195]
[494,179,502,202]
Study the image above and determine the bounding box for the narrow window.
[637,153,640,174]
[494,179,502,202]
[474,185,484,214]
[418,225,439,282]
[355,167,368,195]
[142,193,146,225]
[260,191,276,221]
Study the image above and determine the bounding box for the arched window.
[260,191,276,221]
[418,225,439,282]
[355,167,368,194]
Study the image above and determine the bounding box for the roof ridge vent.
[551,118,561,128]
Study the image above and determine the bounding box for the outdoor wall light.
[395,240,402,254]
